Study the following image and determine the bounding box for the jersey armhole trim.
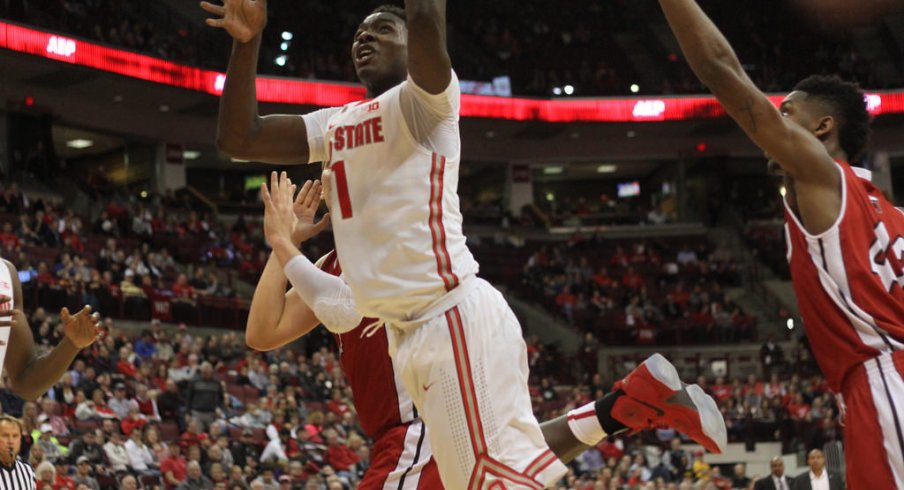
[782,160,847,241]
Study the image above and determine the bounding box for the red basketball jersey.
[320,250,416,439]
[785,161,904,392]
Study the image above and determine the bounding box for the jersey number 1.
[332,161,353,219]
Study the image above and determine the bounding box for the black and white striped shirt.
[0,458,36,490]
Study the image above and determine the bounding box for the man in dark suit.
[792,449,845,490]
[754,456,793,490]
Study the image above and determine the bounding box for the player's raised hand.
[200,0,267,43]
[60,305,102,349]
[291,180,330,245]
[262,171,299,246]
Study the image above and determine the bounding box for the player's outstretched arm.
[2,260,101,400]
[658,0,838,185]
[405,0,451,94]
[246,180,329,351]
[202,0,311,164]
[246,254,319,351]
[262,173,363,334]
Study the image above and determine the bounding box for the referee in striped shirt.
[0,415,35,490]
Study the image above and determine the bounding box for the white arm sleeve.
[301,107,342,164]
[283,254,362,334]
[398,71,461,159]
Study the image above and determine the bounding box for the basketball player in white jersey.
[0,259,101,400]
[205,1,726,486]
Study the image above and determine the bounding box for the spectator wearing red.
[621,266,644,290]
[787,393,811,421]
[179,419,209,450]
[592,267,614,288]
[742,374,764,398]
[171,273,196,302]
[323,429,358,474]
[120,407,147,437]
[160,444,187,490]
[327,389,351,418]
[597,438,624,462]
[134,383,159,420]
[711,377,732,403]
[116,347,138,378]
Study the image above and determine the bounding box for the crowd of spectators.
[2,0,900,96]
[520,237,755,345]
[0,176,841,490]
[0,186,221,322]
[0,183,320,328]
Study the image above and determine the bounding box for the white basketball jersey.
[313,74,479,322]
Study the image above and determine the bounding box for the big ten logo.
[870,220,904,291]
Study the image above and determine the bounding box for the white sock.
[567,402,607,446]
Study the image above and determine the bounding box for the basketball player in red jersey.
[205,0,725,485]
[246,175,725,489]
[657,1,904,487]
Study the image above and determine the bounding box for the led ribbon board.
[2,20,903,122]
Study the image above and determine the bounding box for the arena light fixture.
[596,164,617,173]
[66,138,93,149]
[3,21,904,123]
[183,150,201,160]
[630,84,640,94]
[543,166,564,175]
[563,85,574,95]
[281,31,293,41]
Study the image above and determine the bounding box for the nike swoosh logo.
[423,382,435,392]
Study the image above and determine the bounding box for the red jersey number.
[332,160,353,220]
